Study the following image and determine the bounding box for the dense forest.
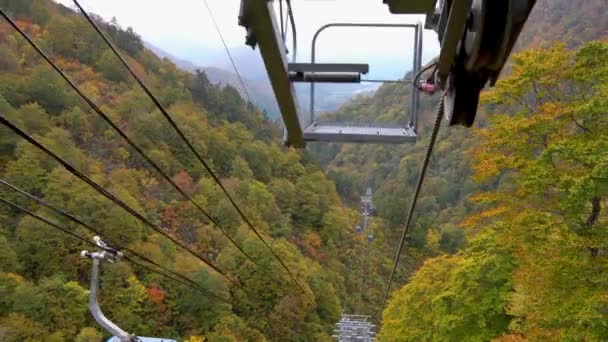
[0,1,403,340]
[1,0,607,341]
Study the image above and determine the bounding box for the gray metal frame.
[239,1,424,146]
[288,63,370,73]
[239,0,305,146]
[304,22,423,144]
[81,237,133,342]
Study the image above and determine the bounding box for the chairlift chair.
[239,3,423,147]
[238,0,536,147]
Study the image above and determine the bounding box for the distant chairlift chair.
[239,2,423,147]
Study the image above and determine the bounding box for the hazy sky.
[56,0,440,68]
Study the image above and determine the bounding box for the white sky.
[56,0,440,67]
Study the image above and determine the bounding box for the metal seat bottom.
[303,123,417,143]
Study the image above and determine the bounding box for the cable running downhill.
[0,7,275,293]
[0,179,232,304]
[71,0,312,301]
[379,91,445,320]
[0,196,228,303]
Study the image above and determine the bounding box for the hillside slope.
[0,1,402,340]
[144,41,282,120]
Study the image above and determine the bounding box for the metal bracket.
[288,63,369,83]
[81,236,133,342]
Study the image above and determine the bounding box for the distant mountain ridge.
[144,41,382,121]
[144,41,282,119]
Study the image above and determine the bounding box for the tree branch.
[570,113,592,134]
[506,94,534,113]
[584,196,601,257]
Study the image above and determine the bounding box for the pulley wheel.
[443,67,483,127]
[463,0,511,72]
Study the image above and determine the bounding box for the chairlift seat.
[303,123,417,143]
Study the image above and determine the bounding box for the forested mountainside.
[0,1,402,341]
[144,42,378,122]
[516,0,608,48]
[309,0,608,340]
[144,41,282,121]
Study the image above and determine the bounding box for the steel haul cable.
[197,0,253,104]
[378,93,445,320]
[0,7,286,292]
[72,1,312,302]
[0,196,232,304]
[285,0,296,62]
[0,179,231,304]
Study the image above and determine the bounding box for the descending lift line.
[71,1,313,302]
[379,90,445,320]
[0,179,232,304]
[0,8,287,293]
[0,196,230,303]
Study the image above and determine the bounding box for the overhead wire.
[0,8,277,292]
[0,178,232,304]
[0,196,232,304]
[18,3,272,284]
[378,91,445,320]
[196,0,253,104]
[71,0,313,302]
[285,0,297,62]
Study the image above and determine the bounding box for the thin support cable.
[0,196,231,303]
[279,0,285,42]
[0,179,231,304]
[0,8,280,290]
[0,197,95,246]
[378,94,445,320]
[71,1,311,302]
[195,0,253,103]
[0,114,240,289]
[125,254,232,304]
[286,0,296,62]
